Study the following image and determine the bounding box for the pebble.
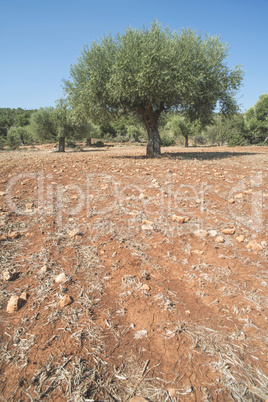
[55,273,67,283]
[222,228,235,235]
[142,219,154,226]
[236,235,245,243]
[234,193,243,199]
[194,230,208,237]
[215,236,224,243]
[3,269,17,281]
[246,240,263,251]
[6,292,29,314]
[58,294,73,308]
[6,296,21,314]
[228,198,235,204]
[142,224,153,231]
[192,250,204,255]
[141,284,150,291]
[68,229,82,238]
[172,215,185,223]
[208,230,217,237]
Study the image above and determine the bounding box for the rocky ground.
[0,144,267,401]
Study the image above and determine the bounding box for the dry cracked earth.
[0,144,267,401]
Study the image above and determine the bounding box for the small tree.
[64,21,243,156]
[244,94,268,143]
[30,105,89,151]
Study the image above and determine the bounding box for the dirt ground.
[0,144,267,401]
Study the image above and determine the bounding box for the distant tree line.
[0,93,267,151]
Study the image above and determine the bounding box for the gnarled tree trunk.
[86,137,92,146]
[142,108,161,157]
[58,137,65,152]
[184,134,189,147]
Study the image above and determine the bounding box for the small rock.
[40,265,49,273]
[234,193,243,199]
[55,273,67,283]
[3,269,17,281]
[141,284,150,291]
[142,224,153,231]
[68,229,82,238]
[215,236,224,243]
[142,219,154,226]
[20,292,29,301]
[192,250,204,255]
[208,230,218,237]
[244,189,253,194]
[8,231,21,239]
[172,215,185,223]
[194,230,208,237]
[261,241,267,248]
[246,240,263,251]
[236,235,245,243]
[58,294,73,308]
[6,295,24,314]
[222,228,235,235]
[167,388,177,397]
[228,198,235,204]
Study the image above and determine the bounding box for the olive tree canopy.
[64,21,244,156]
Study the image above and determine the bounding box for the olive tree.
[64,21,243,157]
[30,105,89,151]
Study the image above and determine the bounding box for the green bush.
[0,137,5,150]
[160,132,176,146]
[228,132,248,147]
[93,140,105,147]
[193,135,207,145]
[66,140,77,148]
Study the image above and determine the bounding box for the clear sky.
[1,0,267,112]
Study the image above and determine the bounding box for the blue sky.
[1,0,267,112]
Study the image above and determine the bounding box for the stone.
[228,198,235,204]
[215,236,224,243]
[261,241,267,248]
[172,215,185,223]
[222,228,235,235]
[142,219,154,226]
[194,230,208,237]
[142,224,153,231]
[40,265,49,273]
[167,388,177,397]
[192,250,204,255]
[20,292,29,301]
[55,273,67,283]
[3,269,16,281]
[246,241,263,251]
[68,229,82,238]
[208,230,217,237]
[141,284,150,291]
[58,294,73,308]
[8,231,21,239]
[234,193,243,199]
[236,235,245,243]
[7,295,23,313]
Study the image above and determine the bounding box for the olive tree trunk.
[58,137,65,152]
[184,135,189,147]
[86,137,92,146]
[142,108,161,157]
